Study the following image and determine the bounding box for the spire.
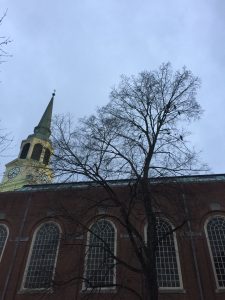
[33,91,55,139]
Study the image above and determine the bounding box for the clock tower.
[0,92,55,192]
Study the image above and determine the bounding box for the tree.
[0,10,11,66]
[0,123,11,156]
[52,63,206,300]
[0,11,11,158]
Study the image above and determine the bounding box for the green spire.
[33,91,55,139]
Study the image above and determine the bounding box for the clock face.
[7,167,21,179]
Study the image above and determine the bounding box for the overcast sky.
[0,0,225,178]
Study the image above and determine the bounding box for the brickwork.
[0,176,224,299]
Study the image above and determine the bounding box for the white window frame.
[82,219,117,292]
[21,221,61,293]
[0,224,9,263]
[144,218,183,290]
[205,215,225,290]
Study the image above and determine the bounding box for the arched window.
[84,219,116,289]
[0,225,8,261]
[205,216,225,288]
[20,143,30,159]
[145,218,182,289]
[31,144,43,161]
[23,222,61,290]
[43,149,51,165]
[156,218,182,288]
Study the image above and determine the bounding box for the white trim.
[204,215,225,290]
[0,224,9,263]
[82,218,117,292]
[144,218,183,290]
[21,221,61,292]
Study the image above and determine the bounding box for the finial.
[52,89,56,98]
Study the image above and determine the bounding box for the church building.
[0,96,225,300]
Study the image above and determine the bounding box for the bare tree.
[0,11,11,159]
[0,10,11,66]
[0,123,11,156]
[52,63,206,300]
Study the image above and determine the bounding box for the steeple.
[33,91,55,140]
[0,93,55,192]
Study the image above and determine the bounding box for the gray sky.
[1,0,225,178]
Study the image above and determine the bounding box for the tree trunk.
[140,178,158,300]
[144,267,158,300]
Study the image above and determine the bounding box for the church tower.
[0,92,55,192]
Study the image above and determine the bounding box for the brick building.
[0,97,225,299]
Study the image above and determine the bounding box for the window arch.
[205,216,225,288]
[156,218,182,288]
[43,149,51,165]
[20,143,30,159]
[23,222,61,290]
[145,218,182,289]
[84,219,116,289]
[31,143,43,161]
[0,224,8,262]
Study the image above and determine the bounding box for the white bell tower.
[0,92,55,192]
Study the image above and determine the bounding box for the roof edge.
[17,173,225,192]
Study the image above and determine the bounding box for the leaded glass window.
[24,222,60,289]
[156,218,182,288]
[206,216,225,288]
[0,225,8,260]
[85,220,116,289]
